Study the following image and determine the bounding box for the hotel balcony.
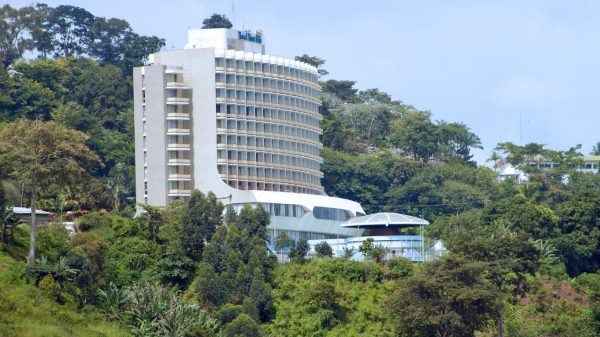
[166,97,190,105]
[167,143,191,151]
[168,174,192,181]
[165,66,185,74]
[168,158,191,166]
[166,128,190,135]
[168,189,192,196]
[166,81,191,89]
[166,112,190,120]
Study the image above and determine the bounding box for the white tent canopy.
[341,212,429,229]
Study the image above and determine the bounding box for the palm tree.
[486,151,503,173]
[106,163,131,212]
[590,142,600,156]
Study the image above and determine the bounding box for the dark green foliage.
[0,12,599,336]
[388,255,497,337]
[78,212,112,231]
[49,5,94,58]
[0,183,19,244]
[217,303,246,325]
[202,13,233,29]
[0,4,162,213]
[191,205,275,326]
[314,241,333,258]
[182,190,224,261]
[288,238,310,263]
[97,282,129,321]
[156,252,195,288]
[35,227,70,261]
[321,80,360,103]
[390,111,439,163]
[322,148,423,213]
[358,238,388,263]
[553,185,600,276]
[482,195,558,239]
[273,231,293,253]
[223,313,262,337]
[384,257,414,279]
[295,54,328,76]
[237,204,269,241]
[193,261,229,307]
[267,258,392,336]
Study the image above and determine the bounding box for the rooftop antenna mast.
[231,0,236,29]
[519,112,523,146]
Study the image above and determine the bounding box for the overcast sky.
[8,0,600,164]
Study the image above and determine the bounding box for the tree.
[202,13,233,29]
[222,313,262,337]
[321,80,360,103]
[1,76,57,120]
[85,16,164,71]
[591,142,600,155]
[138,203,164,242]
[358,238,388,263]
[452,231,539,337]
[437,121,483,165]
[343,103,393,144]
[295,54,328,76]
[237,204,269,241]
[85,17,132,64]
[182,190,224,261]
[29,4,55,59]
[358,88,393,105]
[388,255,497,337]
[0,183,19,244]
[48,5,94,58]
[106,162,130,212]
[289,238,310,263]
[274,231,293,260]
[486,151,503,172]
[0,119,100,265]
[314,241,333,258]
[0,4,35,69]
[390,111,439,163]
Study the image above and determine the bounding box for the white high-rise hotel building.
[134,28,365,241]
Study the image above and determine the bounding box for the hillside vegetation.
[1,4,600,337]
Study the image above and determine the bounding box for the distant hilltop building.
[496,155,600,183]
[133,28,364,242]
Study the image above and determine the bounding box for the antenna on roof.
[231,0,236,28]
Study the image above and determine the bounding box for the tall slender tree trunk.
[27,170,37,266]
[497,302,504,337]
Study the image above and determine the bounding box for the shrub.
[217,303,245,325]
[77,213,111,232]
[314,241,333,258]
[127,282,220,337]
[97,282,130,321]
[385,257,414,279]
[222,313,262,337]
[36,228,70,261]
[38,274,61,301]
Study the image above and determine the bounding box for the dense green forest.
[1,4,600,337]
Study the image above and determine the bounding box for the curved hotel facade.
[134,28,365,241]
